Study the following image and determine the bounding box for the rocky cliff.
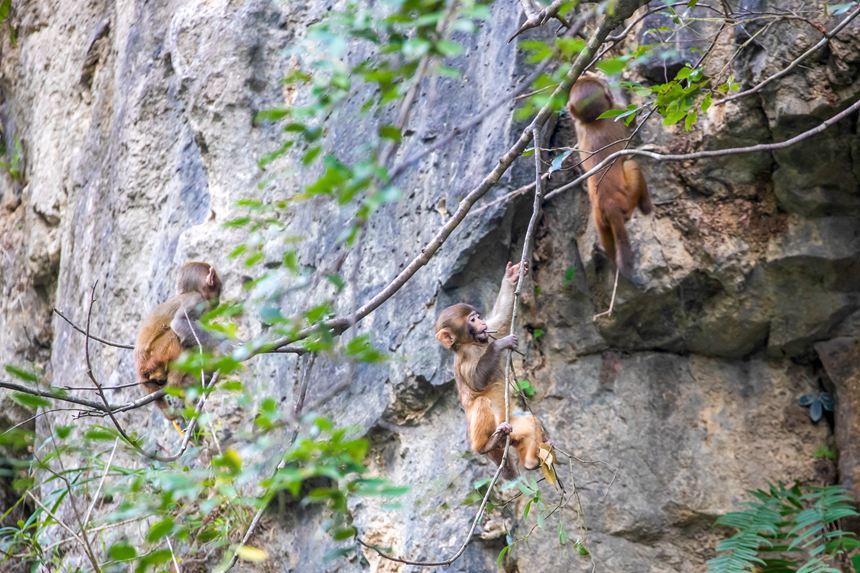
[1,0,858,571]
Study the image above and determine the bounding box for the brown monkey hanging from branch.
[568,72,652,279]
[435,261,545,479]
[134,261,223,433]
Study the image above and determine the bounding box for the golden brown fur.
[435,263,543,479]
[568,73,652,277]
[134,261,222,417]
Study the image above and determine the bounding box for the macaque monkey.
[134,261,223,427]
[568,73,652,278]
[435,262,544,479]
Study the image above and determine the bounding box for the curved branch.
[268,0,649,356]
[715,3,860,106]
[53,308,134,350]
[542,96,860,201]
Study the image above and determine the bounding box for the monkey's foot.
[492,422,513,437]
[172,420,186,439]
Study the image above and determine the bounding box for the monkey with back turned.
[134,261,223,427]
[435,261,544,479]
[568,72,653,278]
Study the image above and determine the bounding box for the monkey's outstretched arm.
[486,274,515,338]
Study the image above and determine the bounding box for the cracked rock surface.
[0,0,858,571]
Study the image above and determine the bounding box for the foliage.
[706,482,860,573]
[799,393,834,424]
[2,0,855,569]
[0,408,405,570]
[495,473,589,568]
[516,378,537,399]
[0,135,23,181]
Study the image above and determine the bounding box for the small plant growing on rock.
[799,392,834,423]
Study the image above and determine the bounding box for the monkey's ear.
[435,328,456,349]
[206,267,216,287]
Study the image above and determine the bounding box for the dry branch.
[268,0,649,357]
[543,96,860,202]
[715,3,860,106]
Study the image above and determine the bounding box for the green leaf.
[11,392,51,409]
[597,57,627,76]
[213,448,243,475]
[0,0,11,22]
[108,542,137,561]
[434,39,463,57]
[684,111,698,131]
[549,149,573,174]
[516,379,537,399]
[378,125,402,142]
[563,266,576,287]
[556,37,586,57]
[345,335,386,363]
[5,365,39,382]
[302,145,322,165]
[332,527,357,541]
[254,108,290,124]
[675,66,692,80]
[136,548,172,572]
[145,517,174,543]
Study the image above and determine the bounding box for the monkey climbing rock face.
[435,261,545,480]
[567,73,653,278]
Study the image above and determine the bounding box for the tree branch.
[541,96,860,201]
[53,307,134,350]
[268,0,649,356]
[715,3,860,106]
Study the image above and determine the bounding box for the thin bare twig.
[359,88,549,573]
[388,6,594,183]
[62,381,140,391]
[53,307,134,350]
[83,283,148,455]
[26,492,88,548]
[223,353,318,572]
[509,0,572,42]
[39,417,104,573]
[83,438,119,528]
[167,537,182,573]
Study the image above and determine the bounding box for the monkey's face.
[467,311,489,343]
[435,303,485,350]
